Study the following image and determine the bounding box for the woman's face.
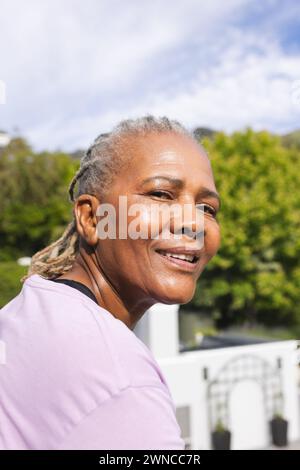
[95,131,221,307]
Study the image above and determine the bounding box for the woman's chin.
[154,287,195,306]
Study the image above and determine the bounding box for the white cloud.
[139,37,300,134]
[0,0,299,150]
[291,80,300,107]
[0,80,6,105]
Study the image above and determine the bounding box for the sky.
[0,0,300,152]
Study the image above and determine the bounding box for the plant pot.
[211,429,231,450]
[270,417,288,447]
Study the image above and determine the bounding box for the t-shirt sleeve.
[57,385,185,450]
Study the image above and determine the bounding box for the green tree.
[0,261,27,307]
[282,130,300,150]
[189,129,300,329]
[0,137,79,261]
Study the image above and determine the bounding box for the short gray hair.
[69,114,193,202]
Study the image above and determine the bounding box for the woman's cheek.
[127,205,161,240]
[206,221,221,257]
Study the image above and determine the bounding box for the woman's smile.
[154,246,202,273]
[155,250,200,272]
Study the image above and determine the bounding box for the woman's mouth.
[155,249,200,272]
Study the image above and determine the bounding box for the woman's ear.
[73,194,100,247]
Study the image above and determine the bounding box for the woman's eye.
[149,191,173,199]
[196,203,217,218]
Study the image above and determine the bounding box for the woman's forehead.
[124,131,210,171]
[112,132,216,196]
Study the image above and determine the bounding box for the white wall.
[134,303,300,449]
[157,341,300,449]
[134,303,179,359]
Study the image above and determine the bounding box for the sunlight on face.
[95,132,221,305]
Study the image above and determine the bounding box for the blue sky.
[0,0,300,151]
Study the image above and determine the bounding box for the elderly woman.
[0,115,221,450]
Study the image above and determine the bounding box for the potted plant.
[269,393,288,447]
[211,404,231,450]
[270,412,289,447]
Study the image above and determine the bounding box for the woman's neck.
[56,251,153,330]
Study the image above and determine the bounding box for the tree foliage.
[0,137,78,261]
[1,131,300,329]
[189,129,300,329]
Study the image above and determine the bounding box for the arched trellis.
[206,353,284,433]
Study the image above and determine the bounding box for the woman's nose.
[169,202,205,242]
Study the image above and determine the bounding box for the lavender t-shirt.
[0,274,185,450]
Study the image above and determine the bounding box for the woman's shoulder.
[34,274,166,386]
[0,273,171,449]
[1,273,165,391]
[1,274,125,395]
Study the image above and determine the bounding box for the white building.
[134,304,300,450]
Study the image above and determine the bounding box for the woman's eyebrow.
[141,175,184,188]
[198,188,221,210]
[141,175,221,209]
